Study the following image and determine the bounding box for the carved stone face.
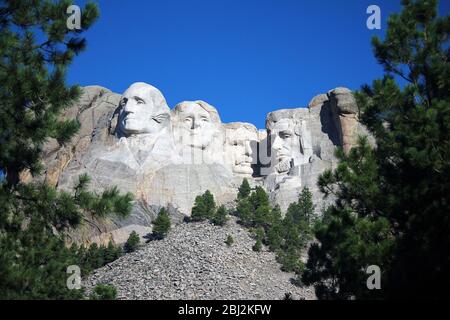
[270,118,301,173]
[117,82,170,137]
[172,101,221,150]
[224,123,258,176]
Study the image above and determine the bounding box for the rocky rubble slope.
[83,217,316,300]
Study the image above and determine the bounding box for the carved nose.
[272,136,282,151]
[191,119,200,130]
[244,141,252,156]
[123,101,136,113]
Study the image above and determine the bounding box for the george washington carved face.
[117,82,170,137]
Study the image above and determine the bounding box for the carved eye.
[280,132,291,139]
[153,113,168,124]
[134,97,145,104]
[201,117,209,122]
[184,117,192,123]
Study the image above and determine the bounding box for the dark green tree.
[104,241,123,264]
[89,284,117,300]
[277,247,304,274]
[237,178,251,200]
[302,0,450,299]
[191,190,216,222]
[249,186,270,212]
[152,207,171,239]
[266,220,284,251]
[211,205,228,226]
[236,198,253,226]
[268,204,283,226]
[225,234,234,246]
[124,231,140,253]
[252,239,262,252]
[0,0,135,299]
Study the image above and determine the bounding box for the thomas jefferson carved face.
[224,123,258,176]
[117,82,170,137]
[172,101,221,150]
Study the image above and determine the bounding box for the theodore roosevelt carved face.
[224,123,258,176]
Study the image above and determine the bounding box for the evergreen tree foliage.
[89,284,117,300]
[233,184,314,275]
[237,178,251,200]
[152,207,171,239]
[302,0,450,299]
[249,186,270,212]
[225,234,234,246]
[252,239,262,252]
[191,190,216,222]
[0,1,134,299]
[266,220,283,251]
[124,231,140,253]
[276,247,304,274]
[211,205,228,226]
[236,198,253,226]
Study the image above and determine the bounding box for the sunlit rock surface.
[39,83,371,244]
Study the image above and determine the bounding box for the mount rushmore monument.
[37,82,370,244]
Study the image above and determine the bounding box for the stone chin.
[233,163,254,176]
[275,158,292,173]
[179,133,214,150]
[120,119,148,135]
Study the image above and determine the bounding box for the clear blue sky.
[67,0,449,129]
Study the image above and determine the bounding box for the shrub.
[191,190,216,222]
[90,284,117,300]
[124,231,140,253]
[237,178,251,200]
[225,235,234,246]
[211,205,228,226]
[152,207,171,239]
[252,239,262,252]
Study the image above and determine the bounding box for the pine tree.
[211,205,228,226]
[104,241,122,264]
[302,0,450,299]
[296,187,315,225]
[249,186,270,212]
[277,247,303,274]
[266,221,283,251]
[191,195,207,221]
[152,207,171,239]
[237,178,251,200]
[124,231,140,253]
[236,198,253,226]
[202,190,216,218]
[89,284,117,300]
[191,190,216,222]
[0,1,135,299]
[268,204,283,226]
[252,239,262,252]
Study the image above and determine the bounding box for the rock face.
[83,217,316,300]
[39,82,371,244]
